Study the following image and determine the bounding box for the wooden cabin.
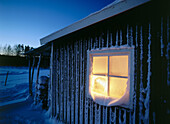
[26,0,170,123]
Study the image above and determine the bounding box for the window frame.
[86,47,134,109]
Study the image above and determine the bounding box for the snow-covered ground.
[0,66,63,124]
[0,66,49,107]
[0,98,64,124]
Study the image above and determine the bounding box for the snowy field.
[0,66,50,106]
[0,66,63,123]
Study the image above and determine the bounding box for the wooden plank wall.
[150,16,170,123]
[50,15,169,123]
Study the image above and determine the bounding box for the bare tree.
[3,44,7,55]
[0,44,34,56]
[3,44,13,55]
[0,45,2,55]
[7,45,13,55]
[13,44,22,56]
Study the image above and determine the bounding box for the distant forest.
[0,55,50,68]
[0,44,33,56]
[0,44,50,68]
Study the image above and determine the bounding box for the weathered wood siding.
[49,3,170,124]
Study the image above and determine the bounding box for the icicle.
[82,40,85,122]
[129,111,132,124]
[95,103,98,124]
[140,26,143,87]
[90,100,93,124]
[95,37,99,48]
[91,38,93,50]
[87,38,90,50]
[166,16,170,86]
[140,26,143,88]
[99,35,101,49]
[120,30,122,46]
[127,25,129,46]
[81,40,85,123]
[110,108,113,124]
[123,109,126,124]
[95,104,101,124]
[161,17,164,56]
[71,44,74,124]
[118,109,122,123]
[80,41,83,124]
[60,47,64,120]
[110,107,117,123]
[63,46,67,121]
[84,94,89,124]
[98,105,101,124]
[139,26,144,124]
[109,108,112,123]
[130,27,133,46]
[88,38,94,124]
[139,24,151,123]
[110,33,113,47]
[84,40,89,124]
[107,30,109,48]
[49,44,53,117]
[75,41,79,124]
[114,107,117,124]
[144,23,151,124]
[56,48,59,116]
[54,50,57,116]
[94,37,97,49]
[88,37,94,124]
[102,106,107,124]
[136,25,138,47]
[116,30,118,46]
[66,45,70,123]
[49,50,53,116]
[93,37,96,49]
[59,47,61,118]
[105,107,108,124]
[102,32,105,47]
[133,25,138,124]
[103,107,106,124]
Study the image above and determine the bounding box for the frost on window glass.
[87,48,134,109]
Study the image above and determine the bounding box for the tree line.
[0,44,34,56]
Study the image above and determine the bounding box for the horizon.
[0,0,115,48]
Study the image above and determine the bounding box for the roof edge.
[40,0,150,45]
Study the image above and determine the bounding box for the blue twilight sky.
[0,0,115,48]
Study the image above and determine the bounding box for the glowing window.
[86,48,134,109]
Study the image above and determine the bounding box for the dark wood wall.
[48,1,170,123]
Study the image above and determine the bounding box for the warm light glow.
[93,56,108,75]
[109,55,128,77]
[90,75,108,97]
[89,55,129,106]
[109,77,127,98]
[90,75,127,98]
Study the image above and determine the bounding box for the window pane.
[91,75,108,96]
[93,56,108,75]
[109,55,128,77]
[109,77,128,98]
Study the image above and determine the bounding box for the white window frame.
[86,47,134,109]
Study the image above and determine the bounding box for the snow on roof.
[40,0,150,45]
